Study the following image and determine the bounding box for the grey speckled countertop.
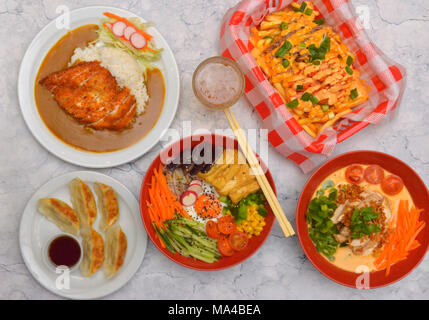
[1,0,428,299]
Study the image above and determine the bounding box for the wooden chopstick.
[223,107,295,237]
[224,108,295,237]
[226,109,295,237]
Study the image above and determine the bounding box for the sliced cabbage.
[96,17,162,78]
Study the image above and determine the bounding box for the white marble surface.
[1,0,428,300]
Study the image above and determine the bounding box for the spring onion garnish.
[299,2,308,12]
[346,56,353,66]
[297,84,304,91]
[321,104,330,112]
[275,40,292,58]
[306,185,339,259]
[350,88,358,100]
[346,66,353,75]
[305,8,314,16]
[282,59,290,68]
[301,92,312,101]
[314,19,325,25]
[287,99,299,109]
[280,22,288,30]
[299,42,306,48]
[263,35,273,40]
[308,35,331,62]
[310,95,319,105]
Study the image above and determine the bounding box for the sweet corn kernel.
[235,204,266,238]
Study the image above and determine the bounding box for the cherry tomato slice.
[381,175,404,196]
[364,165,385,184]
[206,221,220,239]
[217,216,236,235]
[217,237,234,257]
[345,165,364,184]
[228,231,249,251]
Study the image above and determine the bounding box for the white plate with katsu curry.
[18,6,180,168]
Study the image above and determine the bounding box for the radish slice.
[123,26,136,40]
[189,179,202,187]
[180,190,198,207]
[130,32,147,49]
[188,184,203,196]
[112,21,126,37]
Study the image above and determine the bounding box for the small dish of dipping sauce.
[45,234,82,270]
[192,56,245,110]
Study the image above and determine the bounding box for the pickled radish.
[188,184,203,196]
[189,179,202,187]
[123,26,136,40]
[130,32,147,49]
[112,21,126,37]
[180,190,198,207]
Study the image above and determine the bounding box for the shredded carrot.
[103,12,153,41]
[375,200,426,276]
[147,165,192,238]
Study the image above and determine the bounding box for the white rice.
[70,44,148,115]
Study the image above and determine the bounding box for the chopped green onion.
[299,2,307,12]
[280,22,288,30]
[314,19,325,25]
[275,47,288,58]
[346,56,353,66]
[282,40,292,51]
[275,40,292,58]
[321,104,330,112]
[320,36,331,52]
[345,66,353,75]
[299,42,306,48]
[263,35,273,40]
[301,92,312,101]
[296,84,304,91]
[310,95,319,105]
[287,99,299,109]
[305,8,314,16]
[350,88,358,100]
[282,59,290,68]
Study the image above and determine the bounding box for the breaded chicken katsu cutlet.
[39,61,137,131]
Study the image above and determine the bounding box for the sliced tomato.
[206,221,220,239]
[345,165,364,184]
[217,237,234,257]
[228,231,248,251]
[381,175,404,196]
[364,165,385,184]
[217,216,236,235]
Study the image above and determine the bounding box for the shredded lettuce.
[95,17,162,78]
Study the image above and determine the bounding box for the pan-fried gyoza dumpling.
[103,224,127,279]
[37,198,80,236]
[69,178,97,231]
[80,228,104,277]
[94,182,119,232]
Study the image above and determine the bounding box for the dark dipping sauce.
[48,235,81,268]
[35,24,165,152]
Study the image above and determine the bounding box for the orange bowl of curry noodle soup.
[296,151,429,288]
